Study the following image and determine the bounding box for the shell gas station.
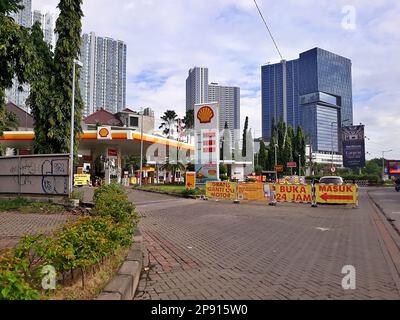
[0,127,194,186]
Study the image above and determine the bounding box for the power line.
[253,0,284,60]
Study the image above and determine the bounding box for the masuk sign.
[315,184,358,204]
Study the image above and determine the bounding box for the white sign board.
[194,102,219,183]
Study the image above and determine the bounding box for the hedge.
[0,183,139,300]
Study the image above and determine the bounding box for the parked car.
[319,176,344,185]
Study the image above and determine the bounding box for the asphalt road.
[131,188,400,300]
[369,187,400,233]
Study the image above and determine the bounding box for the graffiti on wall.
[0,155,69,196]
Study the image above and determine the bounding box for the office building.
[32,10,54,47]
[186,67,209,112]
[79,32,127,116]
[9,0,32,28]
[208,83,240,140]
[6,0,32,111]
[7,3,55,110]
[261,47,353,163]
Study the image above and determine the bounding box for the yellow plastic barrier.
[315,184,358,204]
[275,184,313,203]
[238,183,265,201]
[205,181,237,200]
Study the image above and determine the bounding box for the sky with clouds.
[32,0,400,159]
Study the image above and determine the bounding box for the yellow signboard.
[238,183,265,201]
[206,181,237,200]
[315,184,358,204]
[276,184,312,203]
[185,172,196,190]
[74,174,91,186]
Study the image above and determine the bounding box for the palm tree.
[160,161,185,184]
[159,110,178,138]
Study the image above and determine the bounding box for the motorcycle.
[396,184,400,192]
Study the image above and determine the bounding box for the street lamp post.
[274,143,278,182]
[139,108,144,187]
[69,59,83,197]
[382,150,393,180]
[330,119,350,170]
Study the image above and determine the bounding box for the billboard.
[342,125,366,168]
[194,102,219,183]
[387,160,400,175]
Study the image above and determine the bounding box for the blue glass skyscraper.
[261,47,353,154]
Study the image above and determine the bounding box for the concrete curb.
[96,230,144,300]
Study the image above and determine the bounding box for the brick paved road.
[132,189,400,300]
[0,212,77,250]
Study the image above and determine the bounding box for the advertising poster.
[342,125,366,168]
[388,160,400,175]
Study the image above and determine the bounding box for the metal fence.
[0,154,70,196]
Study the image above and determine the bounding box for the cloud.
[32,0,400,159]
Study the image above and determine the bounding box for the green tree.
[0,2,33,154]
[160,161,185,184]
[258,139,268,170]
[242,116,249,157]
[159,110,178,138]
[45,0,84,154]
[283,125,294,173]
[294,126,306,175]
[183,109,194,130]
[277,119,286,164]
[26,22,54,153]
[267,136,277,170]
[0,0,23,15]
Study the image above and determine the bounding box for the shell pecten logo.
[98,127,110,138]
[197,106,214,124]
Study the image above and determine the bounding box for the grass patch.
[0,198,67,214]
[0,198,31,211]
[48,247,129,300]
[138,184,205,196]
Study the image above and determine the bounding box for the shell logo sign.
[97,126,112,140]
[197,106,215,124]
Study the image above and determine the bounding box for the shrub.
[219,175,229,181]
[0,249,40,300]
[0,182,140,299]
[181,188,196,198]
[0,272,40,300]
[71,190,84,202]
[93,182,138,224]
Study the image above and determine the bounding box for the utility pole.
[139,108,144,186]
[69,59,83,197]
[274,143,278,182]
[299,154,301,177]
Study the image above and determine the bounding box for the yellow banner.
[206,181,237,200]
[238,183,265,201]
[276,184,312,203]
[185,172,196,190]
[315,184,358,204]
[74,174,91,186]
